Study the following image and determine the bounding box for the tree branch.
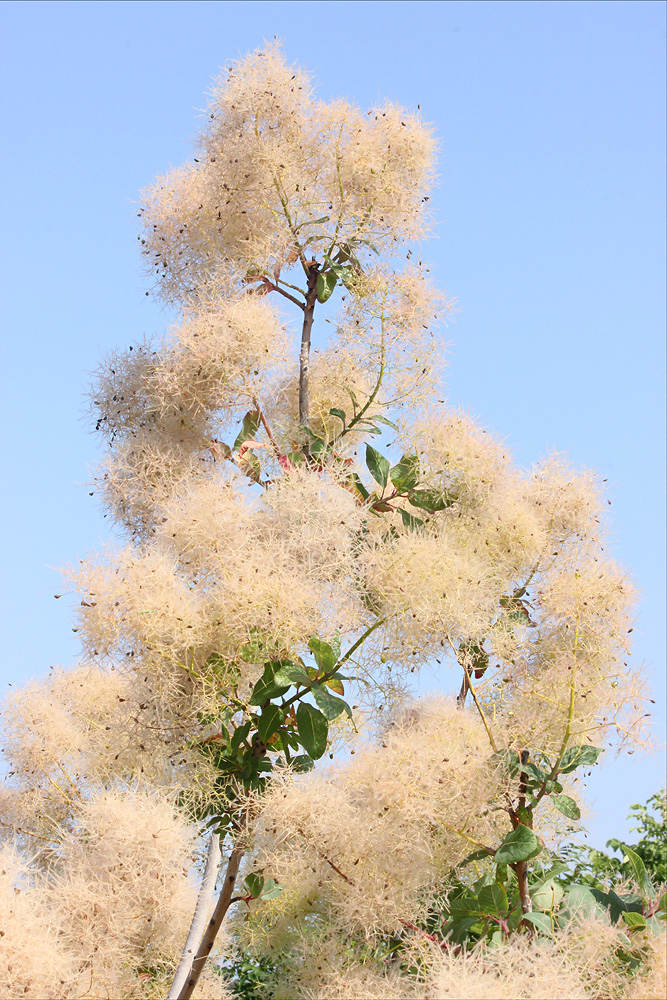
[176,843,245,1000]
[269,281,306,311]
[515,749,533,916]
[167,832,221,999]
[299,266,319,433]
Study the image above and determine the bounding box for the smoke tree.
[1,42,664,1000]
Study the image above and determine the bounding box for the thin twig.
[267,281,305,311]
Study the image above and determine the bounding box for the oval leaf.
[622,844,655,900]
[290,754,315,773]
[296,703,328,759]
[390,454,420,490]
[248,661,291,706]
[366,444,390,489]
[522,911,554,936]
[398,508,424,531]
[244,873,265,898]
[559,745,603,773]
[531,880,564,911]
[308,637,337,673]
[550,794,581,820]
[494,825,543,864]
[272,664,311,688]
[622,911,647,931]
[561,884,608,922]
[408,488,455,512]
[316,271,337,303]
[311,683,353,721]
[257,703,282,742]
[477,882,508,915]
[260,880,283,901]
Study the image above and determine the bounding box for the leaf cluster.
[190,635,354,834]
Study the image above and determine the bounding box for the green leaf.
[311,683,353,721]
[522,911,554,936]
[272,664,311,688]
[248,661,291,706]
[449,892,482,918]
[618,892,644,911]
[316,271,337,303]
[296,703,329,759]
[206,651,225,668]
[348,473,370,501]
[240,632,271,663]
[371,414,399,430]
[523,762,549,785]
[457,849,492,867]
[328,263,354,284]
[309,437,330,458]
[477,882,508,915]
[296,216,330,230]
[329,408,346,425]
[348,419,382,435]
[398,508,424,531]
[258,878,283,901]
[244,873,265,898]
[345,386,359,416]
[550,794,581,820]
[230,721,252,754]
[531,880,564,911]
[559,745,604,773]
[290,754,315,773]
[233,410,261,450]
[366,444,390,489]
[622,911,647,931]
[257,704,283,742]
[658,892,667,913]
[492,749,522,778]
[561,884,608,922]
[622,844,655,900]
[540,860,570,881]
[408,488,455,512]
[308,637,337,673]
[390,454,420,490]
[494,825,543,864]
[349,237,380,254]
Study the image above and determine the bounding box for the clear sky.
[0,0,664,849]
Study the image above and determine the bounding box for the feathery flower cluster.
[139,42,435,302]
[239,699,505,948]
[0,788,230,999]
[1,41,653,1000]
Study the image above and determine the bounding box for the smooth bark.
[298,267,319,432]
[176,845,245,1000]
[167,832,222,999]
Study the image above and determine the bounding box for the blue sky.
[0,0,664,848]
